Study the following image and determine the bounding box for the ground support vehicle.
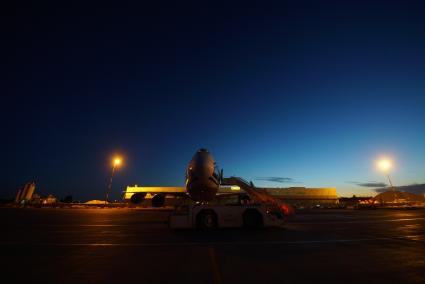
[169,202,285,229]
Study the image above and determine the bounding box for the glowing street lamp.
[105,156,122,204]
[377,159,392,173]
[376,157,396,202]
[376,158,393,186]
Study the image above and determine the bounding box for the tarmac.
[1,208,424,284]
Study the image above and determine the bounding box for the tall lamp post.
[105,157,122,205]
[377,158,396,203]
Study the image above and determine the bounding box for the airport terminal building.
[265,187,338,208]
[123,185,338,208]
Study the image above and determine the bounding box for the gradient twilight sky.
[3,1,425,200]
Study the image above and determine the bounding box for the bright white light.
[377,159,392,172]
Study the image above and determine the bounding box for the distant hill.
[374,191,425,203]
[84,200,106,204]
[375,183,425,195]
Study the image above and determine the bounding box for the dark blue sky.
[3,1,425,200]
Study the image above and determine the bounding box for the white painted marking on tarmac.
[292,217,425,225]
[1,234,424,247]
[27,223,166,227]
[386,218,425,222]
[23,224,127,227]
[20,217,424,228]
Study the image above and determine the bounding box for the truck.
[169,202,285,229]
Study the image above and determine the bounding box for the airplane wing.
[123,186,187,203]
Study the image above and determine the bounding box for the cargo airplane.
[126,148,294,215]
[128,148,224,207]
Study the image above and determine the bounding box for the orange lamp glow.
[113,157,122,166]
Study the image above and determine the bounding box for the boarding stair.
[222,176,294,215]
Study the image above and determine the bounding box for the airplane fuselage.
[185,148,220,201]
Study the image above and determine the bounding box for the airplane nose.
[187,178,218,201]
[192,163,211,176]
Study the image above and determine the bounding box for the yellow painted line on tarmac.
[208,246,222,284]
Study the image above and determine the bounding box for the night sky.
[4,1,425,200]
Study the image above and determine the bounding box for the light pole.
[105,157,122,205]
[377,158,396,203]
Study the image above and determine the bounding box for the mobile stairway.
[222,176,295,216]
